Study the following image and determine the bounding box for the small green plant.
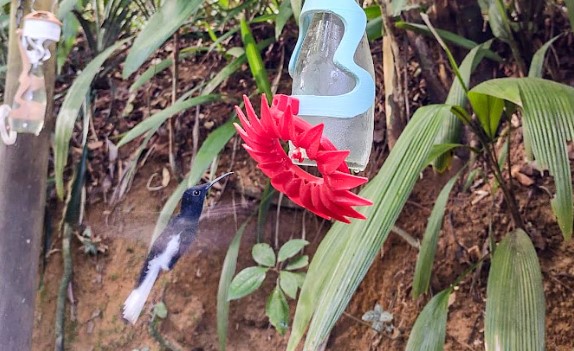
[227,239,309,334]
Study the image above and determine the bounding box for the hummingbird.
[122,172,233,324]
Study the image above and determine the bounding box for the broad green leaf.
[528,34,561,78]
[391,0,408,16]
[202,38,274,96]
[240,19,272,98]
[122,0,202,78]
[57,0,78,19]
[151,118,237,244]
[426,143,463,166]
[57,12,80,74]
[412,173,460,298]
[287,105,449,351]
[217,219,249,351]
[471,78,574,239]
[395,21,501,62]
[366,16,383,41]
[285,255,309,270]
[484,0,525,72]
[566,0,574,32]
[485,229,545,351]
[405,289,451,351]
[279,270,300,299]
[290,0,302,24]
[468,91,505,139]
[129,47,207,92]
[432,41,490,171]
[252,243,276,267]
[228,266,268,300]
[266,287,289,335]
[117,94,220,147]
[278,239,309,263]
[275,0,293,40]
[54,39,127,199]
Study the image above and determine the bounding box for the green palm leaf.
[122,0,202,78]
[54,39,127,199]
[485,229,545,350]
[405,288,451,351]
[287,104,449,350]
[471,78,574,240]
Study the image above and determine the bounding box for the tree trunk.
[0,1,57,349]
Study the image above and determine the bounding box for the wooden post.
[0,0,57,349]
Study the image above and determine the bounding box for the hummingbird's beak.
[208,172,233,188]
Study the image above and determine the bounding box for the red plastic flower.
[234,94,372,223]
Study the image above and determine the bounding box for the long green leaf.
[290,0,302,24]
[412,173,460,298]
[394,21,501,62]
[122,0,202,78]
[471,78,574,239]
[129,47,208,92]
[405,288,451,351]
[54,39,127,199]
[217,219,250,351]
[275,0,293,40]
[287,105,449,350]
[432,41,489,171]
[202,38,275,96]
[528,34,561,78]
[117,94,220,147]
[485,229,545,350]
[151,118,237,244]
[566,0,574,32]
[239,19,272,98]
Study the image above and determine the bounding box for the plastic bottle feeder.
[235,0,375,222]
[0,11,62,145]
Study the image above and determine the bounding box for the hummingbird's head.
[180,172,233,218]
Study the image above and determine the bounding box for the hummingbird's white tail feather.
[122,263,160,324]
[123,234,181,324]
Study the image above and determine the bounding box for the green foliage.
[228,239,309,334]
[54,39,128,200]
[277,239,308,262]
[485,229,545,350]
[240,18,272,98]
[288,105,448,351]
[471,78,574,239]
[217,220,250,351]
[412,172,460,298]
[405,289,451,351]
[123,0,203,78]
[117,94,220,147]
[528,34,561,78]
[252,243,276,267]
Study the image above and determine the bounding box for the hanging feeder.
[0,11,62,145]
[288,0,376,171]
[235,0,375,222]
[234,95,372,223]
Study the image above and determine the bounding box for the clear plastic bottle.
[10,63,47,135]
[290,12,375,171]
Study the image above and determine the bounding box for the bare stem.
[54,224,73,351]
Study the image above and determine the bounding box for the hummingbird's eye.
[193,190,200,196]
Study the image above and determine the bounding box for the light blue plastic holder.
[288,0,375,118]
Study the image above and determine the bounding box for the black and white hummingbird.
[122,172,233,324]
